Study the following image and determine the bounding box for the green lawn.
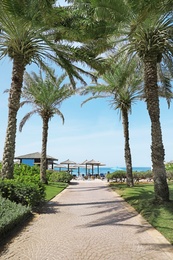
[45,182,68,201]
[110,182,173,244]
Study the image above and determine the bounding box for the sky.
[1,57,173,168]
[0,1,173,168]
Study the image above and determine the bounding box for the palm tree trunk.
[1,59,25,179]
[144,57,169,202]
[122,109,134,187]
[40,117,49,184]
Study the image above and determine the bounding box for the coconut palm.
[0,0,104,179]
[81,57,143,187]
[19,70,74,183]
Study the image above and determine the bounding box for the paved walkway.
[1,180,173,260]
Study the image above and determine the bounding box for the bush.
[0,195,31,238]
[106,171,126,182]
[48,171,73,183]
[14,164,40,183]
[166,170,173,181]
[0,179,45,208]
[46,170,53,181]
[133,170,153,181]
[106,170,153,183]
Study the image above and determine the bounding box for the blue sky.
[0,1,173,167]
[0,57,173,167]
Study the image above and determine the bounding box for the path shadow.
[69,181,79,185]
[37,200,60,214]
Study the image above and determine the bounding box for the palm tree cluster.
[0,0,104,179]
[0,0,173,202]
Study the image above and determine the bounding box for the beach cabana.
[15,152,58,169]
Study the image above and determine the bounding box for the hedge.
[0,179,45,208]
[0,195,31,238]
[48,171,73,183]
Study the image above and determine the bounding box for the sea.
[54,166,151,176]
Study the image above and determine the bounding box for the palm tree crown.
[20,71,73,127]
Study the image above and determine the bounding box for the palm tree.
[116,12,173,202]
[72,0,173,202]
[0,0,103,179]
[81,58,143,187]
[19,70,74,183]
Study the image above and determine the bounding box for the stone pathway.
[0,180,173,260]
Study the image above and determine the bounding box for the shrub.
[46,170,53,181]
[133,170,153,181]
[166,170,173,181]
[0,179,45,208]
[48,171,73,183]
[14,164,40,183]
[0,195,31,238]
[165,162,173,171]
[106,171,126,182]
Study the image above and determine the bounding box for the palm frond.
[19,110,38,132]
[53,108,65,124]
[81,94,106,107]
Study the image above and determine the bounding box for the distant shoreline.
[54,166,151,175]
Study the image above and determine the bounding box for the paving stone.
[0,180,173,260]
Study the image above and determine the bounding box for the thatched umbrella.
[81,160,90,175]
[60,159,76,171]
[74,164,86,176]
[86,159,101,175]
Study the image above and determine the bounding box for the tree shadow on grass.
[110,183,173,244]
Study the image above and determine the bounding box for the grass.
[110,182,173,244]
[45,182,68,201]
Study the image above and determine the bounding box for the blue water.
[54,166,151,175]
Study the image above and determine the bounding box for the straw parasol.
[60,159,76,171]
[86,159,101,175]
[81,160,90,175]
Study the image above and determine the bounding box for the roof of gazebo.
[15,152,58,161]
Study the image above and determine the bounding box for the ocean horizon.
[54,166,151,175]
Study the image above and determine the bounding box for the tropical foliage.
[0,0,104,179]
[0,195,31,239]
[81,57,142,187]
[19,70,74,183]
[0,0,173,203]
[115,10,173,202]
[48,171,73,183]
[71,0,173,201]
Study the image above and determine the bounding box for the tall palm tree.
[19,70,74,183]
[0,0,103,179]
[71,0,173,202]
[81,58,143,187]
[116,12,173,202]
